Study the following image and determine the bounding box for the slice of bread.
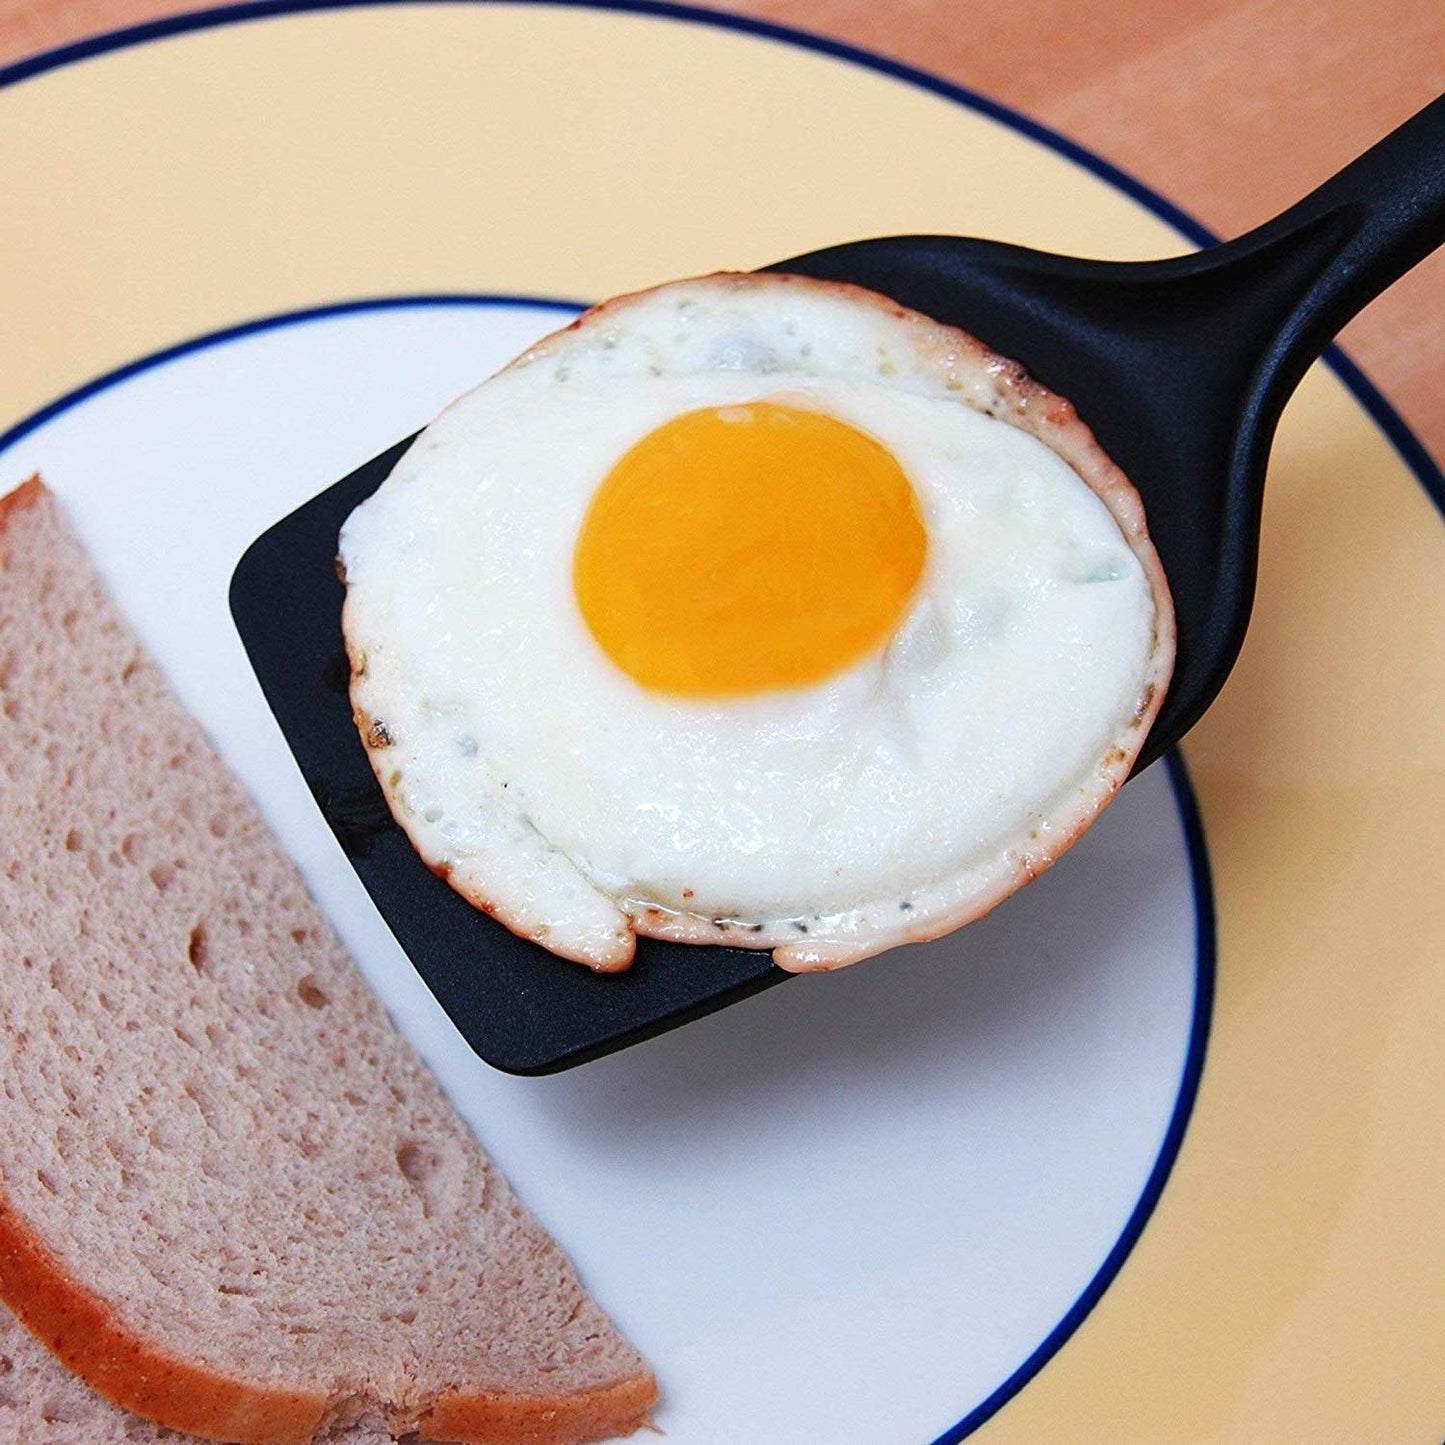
[0,479,656,1445]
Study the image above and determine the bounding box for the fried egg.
[338,273,1174,972]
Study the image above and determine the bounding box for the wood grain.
[4,0,1442,465]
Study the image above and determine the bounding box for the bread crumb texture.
[0,481,654,1444]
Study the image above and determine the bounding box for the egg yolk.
[573,402,927,695]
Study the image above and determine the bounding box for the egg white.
[339,274,1172,971]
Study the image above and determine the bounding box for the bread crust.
[0,473,46,525]
[0,478,657,1445]
[417,1378,661,1445]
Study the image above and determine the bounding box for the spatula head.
[233,242,1243,1072]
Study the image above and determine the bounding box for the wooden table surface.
[5,0,1442,470]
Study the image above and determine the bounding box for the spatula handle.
[1240,94,1445,389]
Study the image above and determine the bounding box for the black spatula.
[231,97,1445,1073]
